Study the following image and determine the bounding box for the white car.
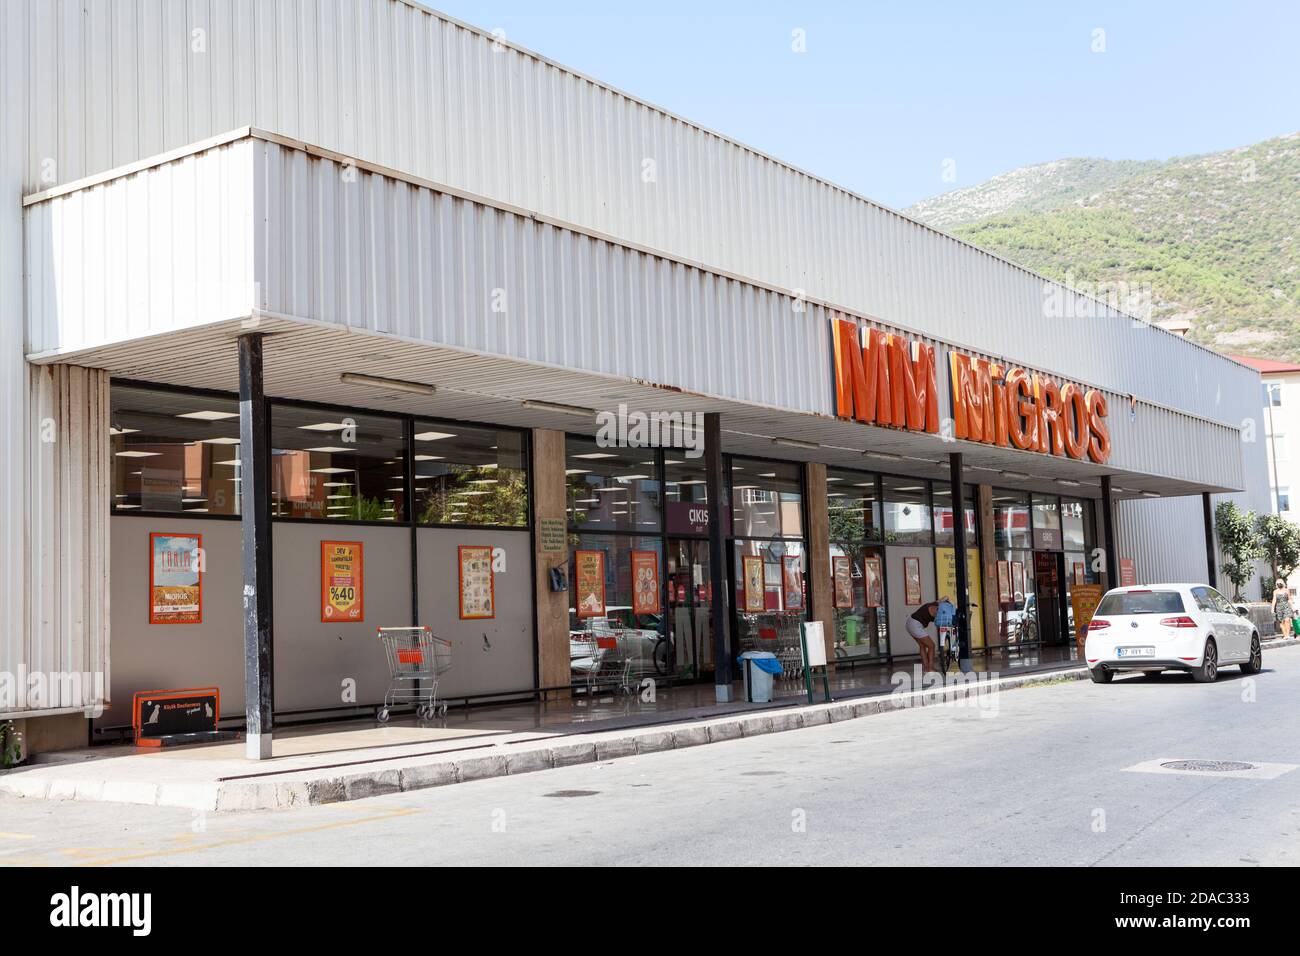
[1083,583,1262,683]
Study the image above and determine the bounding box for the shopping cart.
[375,626,453,722]
[570,624,635,696]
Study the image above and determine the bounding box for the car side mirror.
[1236,606,1250,617]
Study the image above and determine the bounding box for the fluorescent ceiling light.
[566,469,591,476]
[414,454,443,461]
[1002,471,1030,480]
[521,399,595,417]
[322,481,352,488]
[177,410,239,421]
[573,452,617,460]
[865,451,902,462]
[298,422,350,432]
[1058,479,1081,487]
[339,372,436,395]
[181,497,207,503]
[772,437,819,450]
[215,459,242,467]
[613,474,650,480]
[184,507,209,513]
[468,479,498,485]
[326,494,350,500]
[115,450,160,458]
[310,467,352,474]
[306,446,352,454]
[201,437,241,445]
[115,504,141,509]
[675,479,706,486]
[414,430,456,442]
[108,426,139,436]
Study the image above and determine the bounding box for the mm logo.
[49,886,151,936]
[831,318,939,433]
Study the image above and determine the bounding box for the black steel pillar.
[1100,475,1119,589]
[1202,492,1217,588]
[949,454,972,671]
[704,413,733,701]
[239,333,274,759]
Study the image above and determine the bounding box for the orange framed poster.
[149,532,203,624]
[903,556,922,605]
[782,555,804,610]
[832,555,853,609]
[1012,560,1025,603]
[996,560,1011,603]
[574,549,606,619]
[631,550,661,615]
[742,554,765,613]
[320,540,365,622]
[864,556,884,608]
[458,545,496,620]
[1073,560,1085,585]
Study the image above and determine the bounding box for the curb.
[5,642,1295,812]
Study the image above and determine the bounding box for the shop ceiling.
[45,316,1236,503]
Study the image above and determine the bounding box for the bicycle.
[936,625,959,674]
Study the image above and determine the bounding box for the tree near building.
[1214,501,1261,601]
[1254,513,1300,593]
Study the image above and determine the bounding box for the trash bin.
[738,651,783,703]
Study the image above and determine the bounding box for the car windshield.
[1095,590,1186,615]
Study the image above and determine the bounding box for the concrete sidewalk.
[4,640,1295,812]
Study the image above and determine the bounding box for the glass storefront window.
[730,458,803,539]
[111,385,243,515]
[412,423,528,527]
[829,542,889,660]
[1031,493,1062,550]
[566,438,662,533]
[1061,497,1095,553]
[882,476,932,545]
[568,533,668,683]
[932,482,978,547]
[826,468,881,543]
[992,489,1031,550]
[733,537,808,652]
[270,404,407,521]
[993,548,1036,645]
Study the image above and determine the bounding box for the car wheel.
[1239,635,1262,675]
[1089,666,1113,684]
[1192,638,1219,683]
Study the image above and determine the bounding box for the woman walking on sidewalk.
[1272,581,1295,638]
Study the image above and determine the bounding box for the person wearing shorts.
[907,601,940,672]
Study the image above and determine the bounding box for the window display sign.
[1071,583,1105,652]
[1073,560,1085,585]
[903,556,922,605]
[832,555,853,609]
[457,545,496,620]
[149,533,203,624]
[864,556,884,608]
[782,555,804,610]
[1012,560,1025,603]
[1120,557,1136,587]
[631,550,661,615]
[997,560,1012,603]
[937,547,984,649]
[742,554,765,613]
[574,549,607,619]
[321,540,365,622]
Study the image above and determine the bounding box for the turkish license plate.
[1117,646,1155,658]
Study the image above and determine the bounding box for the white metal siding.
[21,0,1260,430]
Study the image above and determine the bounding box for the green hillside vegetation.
[907,134,1300,361]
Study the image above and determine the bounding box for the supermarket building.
[0,1,1269,756]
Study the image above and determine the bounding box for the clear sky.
[426,0,1300,209]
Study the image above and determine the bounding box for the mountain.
[904,133,1300,361]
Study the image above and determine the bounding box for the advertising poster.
[1012,560,1025,603]
[1073,560,1085,585]
[832,555,853,609]
[1071,583,1105,651]
[864,556,884,608]
[1120,558,1137,587]
[742,554,765,613]
[631,550,661,615]
[149,532,203,624]
[936,547,984,649]
[575,549,607,619]
[997,560,1012,603]
[457,544,495,620]
[321,540,365,622]
[782,555,804,610]
[903,556,922,605]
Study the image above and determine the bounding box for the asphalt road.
[3,647,1299,866]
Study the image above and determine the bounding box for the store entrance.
[665,538,714,679]
[1033,551,1069,646]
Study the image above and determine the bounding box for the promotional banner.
[742,554,765,612]
[903,556,922,605]
[457,544,496,620]
[1071,583,1105,651]
[321,540,365,622]
[575,549,607,619]
[631,550,661,615]
[782,555,804,610]
[936,546,984,649]
[149,532,203,624]
[832,555,853,609]
[864,556,884,608]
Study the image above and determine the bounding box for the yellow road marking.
[0,832,34,840]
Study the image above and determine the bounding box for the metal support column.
[1202,492,1217,588]
[239,333,274,760]
[1100,476,1119,590]
[950,454,972,671]
[704,413,733,702]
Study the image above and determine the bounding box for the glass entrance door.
[665,538,713,678]
[1033,550,1067,646]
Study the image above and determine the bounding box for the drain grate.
[543,789,600,798]
[1160,760,1257,773]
